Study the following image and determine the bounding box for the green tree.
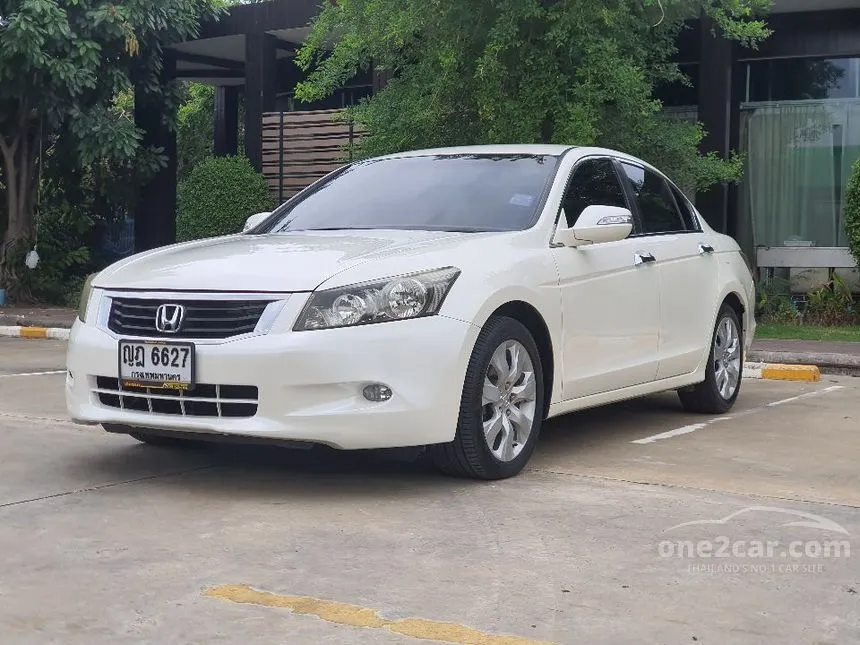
[177,82,216,180]
[294,0,771,192]
[0,0,224,300]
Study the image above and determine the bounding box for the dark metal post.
[244,31,278,172]
[278,111,285,204]
[133,53,178,252]
[214,86,240,157]
[696,13,735,234]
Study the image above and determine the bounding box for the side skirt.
[546,370,707,419]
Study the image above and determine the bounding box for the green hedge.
[846,158,860,268]
[177,156,274,242]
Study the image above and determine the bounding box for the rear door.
[616,162,719,380]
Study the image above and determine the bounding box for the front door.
[552,157,661,400]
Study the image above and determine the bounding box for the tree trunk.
[0,122,39,303]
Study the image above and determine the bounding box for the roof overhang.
[169,0,316,85]
[771,0,860,12]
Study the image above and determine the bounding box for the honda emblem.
[155,304,185,334]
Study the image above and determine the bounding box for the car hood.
[93,230,475,292]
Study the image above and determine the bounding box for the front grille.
[108,298,273,340]
[95,377,258,418]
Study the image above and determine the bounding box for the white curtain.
[744,102,837,248]
[741,100,860,250]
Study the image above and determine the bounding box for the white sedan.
[67,145,756,480]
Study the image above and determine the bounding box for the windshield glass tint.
[261,154,559,233]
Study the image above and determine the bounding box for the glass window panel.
[620,163,687,234]
[740,102,848,248]
[747,58,858,102]
[561,159,628,228]
[655,63,699,107]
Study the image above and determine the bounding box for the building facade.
[660,1,860,278]
[134,0,860,278]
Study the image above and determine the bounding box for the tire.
[678,304,744,414]
[431,315,545,480]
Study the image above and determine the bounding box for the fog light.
[363,383,393,402]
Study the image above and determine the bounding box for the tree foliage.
[0,0,224,300]
[294,0,771,194]
[177,82,216,180]
[845,159,860,269]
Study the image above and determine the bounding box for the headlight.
[294,267,461,331]
[77,273,97,323]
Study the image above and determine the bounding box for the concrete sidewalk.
[0,306,77,329]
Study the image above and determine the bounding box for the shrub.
[803,273,858,326]
[755,276,799,325]
[29,196,97,307]
[177,156,274,242]
[846,158,860,269]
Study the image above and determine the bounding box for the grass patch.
[756,323,860,343]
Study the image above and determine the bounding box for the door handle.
[634,252,656,266]
[698,244,715,255]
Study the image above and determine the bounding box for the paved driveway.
[1,337,858,644]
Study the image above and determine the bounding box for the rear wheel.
[678,304,743,414]
[431,316,545,480]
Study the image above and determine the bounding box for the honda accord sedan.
[66,145,756,480]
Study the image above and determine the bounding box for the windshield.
[258,154,560,234]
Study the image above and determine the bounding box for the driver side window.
[561,158,628,228]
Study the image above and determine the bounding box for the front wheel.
[678,304,743,414]
[431,316,545,480]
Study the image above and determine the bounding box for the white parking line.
[0,370,66,379]
[632,385,845,445]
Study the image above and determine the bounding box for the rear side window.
[670,185,699,231]
[561,158,628,228]
[620,163,687,234]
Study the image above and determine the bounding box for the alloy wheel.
[481,340,537,462]
[713,316,741,400]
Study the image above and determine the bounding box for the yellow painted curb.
[18,327,49,339]
[0,326,70,340]
[761,364,821,382]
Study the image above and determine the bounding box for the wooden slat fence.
[261,109,364,203]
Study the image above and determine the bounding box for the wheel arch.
[487,301,555,420]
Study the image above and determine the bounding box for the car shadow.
[64,390,700,500]
[68,437,469,504]
[537,390,688,453]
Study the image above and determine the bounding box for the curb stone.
[743,361,820,382]
[0,326,70,340]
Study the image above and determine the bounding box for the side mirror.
[243,211,272,233]
[555,205,633,248]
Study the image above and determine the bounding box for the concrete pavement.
[0,337,859,644]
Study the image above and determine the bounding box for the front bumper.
[65,312,480,450]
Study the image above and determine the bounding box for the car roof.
[371,144,650,167]
[374,144,577,159]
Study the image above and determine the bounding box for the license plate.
[118,341,195,391]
